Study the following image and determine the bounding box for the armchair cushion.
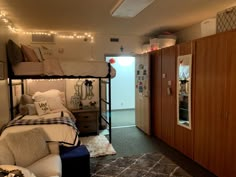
[5,128,50,167]
[48,142,60,154]
[0,139,15,165]
[27,154,62,177]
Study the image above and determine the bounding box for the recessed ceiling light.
[111,0,155,18]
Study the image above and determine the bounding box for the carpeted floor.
[80,135,116,157]
[91,152,192,177]
[92,127,216,177]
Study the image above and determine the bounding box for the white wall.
[18,34,145,62]
[175,17,216,43]
[0,23,19,127]
[65,79,99,109]
[176,23,202,43]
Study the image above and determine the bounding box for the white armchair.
[0,128,62,177]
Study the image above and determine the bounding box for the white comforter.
[12,59,116,78]
[0,111,79,146]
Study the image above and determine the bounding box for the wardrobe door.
[223,30,236,177]
[194,33,228,176]
[175,41,194,159]
[160,46,176,147]
[150,50,162,138]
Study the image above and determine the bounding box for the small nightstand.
[71,108,99,136]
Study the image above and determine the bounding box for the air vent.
[32,34,55,43]
[110,38,119,42]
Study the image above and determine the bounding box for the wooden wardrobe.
[151,29,236,177]
[151,45,176,147]
[194,30,236,177]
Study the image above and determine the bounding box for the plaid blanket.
[1,116,78,133]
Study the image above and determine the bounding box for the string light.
[58,32,94,42]
[0,10,94,42]
[27,79,64,82]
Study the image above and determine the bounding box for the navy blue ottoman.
[60,145,90,177]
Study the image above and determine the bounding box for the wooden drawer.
[75,112,97,122]
[77,121,97,134]
[71,109,99,135]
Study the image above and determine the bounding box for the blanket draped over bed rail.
[1,117,78,132]
[1,117,80,146]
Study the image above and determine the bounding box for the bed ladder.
[99,64,112,143]
[8,78,24,120]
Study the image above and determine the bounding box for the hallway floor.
[111,109,135,127]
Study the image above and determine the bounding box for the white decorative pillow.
[34,100,51,116]
[47,96,66,110]
[0,165,36,177]
[5,128,50,167]
[60,92,66,106]
[0,139,15,165]
[26,104,37,115]
[33,89,66,111]
[33,47,43,62]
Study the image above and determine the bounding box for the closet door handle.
[225,112,229,121]
[167,87,172,96]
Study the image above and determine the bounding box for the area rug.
[90,152,192,177]
[80,135,116,157]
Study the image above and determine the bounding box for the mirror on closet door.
[177,54,192,129]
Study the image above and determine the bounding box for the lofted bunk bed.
[2,39,115,144]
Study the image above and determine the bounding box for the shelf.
[179,93,189,96]
[178,120,190,129]
[180,108,188,111]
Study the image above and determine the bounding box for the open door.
[135,53,150,135]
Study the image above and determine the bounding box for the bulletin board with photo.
[136,64,148,95]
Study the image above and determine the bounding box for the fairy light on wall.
[58,32,94,42]
[0,10,94,42]
[0,11,18,33]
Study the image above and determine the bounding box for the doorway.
[105,56,135,128]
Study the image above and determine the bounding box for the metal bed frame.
[7,61,112,143]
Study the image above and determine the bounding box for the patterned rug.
[90,152,192,177]
[80,135,116,157]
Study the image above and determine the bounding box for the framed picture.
[0,61,4,80]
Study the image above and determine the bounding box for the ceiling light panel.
[111,0,155,18]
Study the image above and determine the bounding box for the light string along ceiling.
[0,10,94,42]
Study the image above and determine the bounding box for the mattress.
[11,59,116,78]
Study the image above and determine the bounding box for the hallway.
[111,109,135,128]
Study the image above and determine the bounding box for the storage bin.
[157,38,176,49]
[60,145,90,177]
[142,44,151,53]
[216,6,236,33]
[149,38,159,51]
[149,35,176,50]
[201,18,216,37]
